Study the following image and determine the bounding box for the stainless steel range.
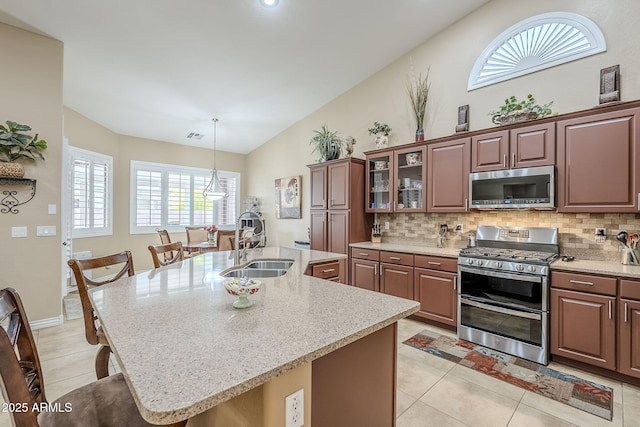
[458,225,559,365]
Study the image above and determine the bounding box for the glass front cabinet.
[365,145,427,213]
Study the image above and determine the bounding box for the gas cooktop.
[459,247,558,264]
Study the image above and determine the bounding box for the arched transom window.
[468,12,606,91]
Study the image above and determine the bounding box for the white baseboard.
[30,315,64,330]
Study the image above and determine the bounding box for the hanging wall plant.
[0,121,47,178]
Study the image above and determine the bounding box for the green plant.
[489,94,554,120]
[309,124,344,162]
[407,69,430,130]
[0,121,47,162]
[368,121,392,136]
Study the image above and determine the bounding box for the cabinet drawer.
[414,255,457,272]
[350,248,380,261]
[620,279,640,300]
[551,271,617,296]
[380,251,414,266]
[312,261,340,280]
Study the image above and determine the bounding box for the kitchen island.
[90,247,419,426]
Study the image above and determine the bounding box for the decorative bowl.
[224,278,261,308]
[405,153,422,165]
[374,160,387,170]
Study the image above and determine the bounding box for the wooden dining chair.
[0,287,187,427]
[185,226,209,254]
[156,229,176,262]
[148,242,185,268]
[67,251,135,380]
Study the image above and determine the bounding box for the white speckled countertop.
[349,241,461,258]
[550,258,640,279]
[89,247,419,424]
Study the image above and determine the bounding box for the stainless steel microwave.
[469,165,555,210]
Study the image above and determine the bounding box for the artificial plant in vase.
[407,68,430,142]
[368,121,392,149]
[309,124,344,162]
[0,121,47,178]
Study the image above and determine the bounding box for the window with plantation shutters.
[69,147,113,238]
[130,160,240,234]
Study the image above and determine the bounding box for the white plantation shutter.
[130,160,239,234]
[69,147,113,237]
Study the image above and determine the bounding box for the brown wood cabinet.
[304,259,343,283]
[351,257,379,292]
[619,279,640,379]
[557,107,640,212]
[413,255,458,326]
[427,137,470,213]
[309,158,372,284]
[380,251,414,300]
[471,122,555,172]
[365,145,427,213]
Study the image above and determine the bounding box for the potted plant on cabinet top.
[407,69,430,142]
[0,120,47,178]
[368,122,392,149]
[309,124,344,162]
[489,94,554,126]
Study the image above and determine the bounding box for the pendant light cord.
[212,117,218,170]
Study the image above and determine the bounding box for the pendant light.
[203,118,227,200]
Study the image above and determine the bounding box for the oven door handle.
[459,265,543,283]
[460,297,542,320]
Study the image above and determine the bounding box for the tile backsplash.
[376,211,640,262]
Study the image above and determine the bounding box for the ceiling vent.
[186,132,205,140]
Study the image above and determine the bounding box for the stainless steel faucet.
[234,211,266,265]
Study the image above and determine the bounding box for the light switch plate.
[36,226,57,237]
[48,204,57,215]
[11,226,27,238]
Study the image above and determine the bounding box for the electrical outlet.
[595,228,606,244]
[384,222,390,230]
[455,224,464,233]
[285,389,304,427]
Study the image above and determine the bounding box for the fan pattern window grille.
[468,12,606,90]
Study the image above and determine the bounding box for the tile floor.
[1,317,638,426]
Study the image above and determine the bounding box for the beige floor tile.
[0,411,12,427]
[396,389,417,418]
[37,318,85,341]
[40,347,97,385]
[396,400,469,427]
[396,352,448,399]
[508,403,581,427]
[623,383,640,427]
[520,389,622,427]
[397,318,432,342]
[45,371,97,402]
[447,364,526,401]
[398,343,457,373]
[419,373,519,427]
[37,332,94,361]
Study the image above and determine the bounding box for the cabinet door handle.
[625,303,629,323]
[608,300,612,320]
[428,261,441,265]
[465,198,468,211]
[637,193,640,211]
[393,201,396,212]
[389,256,401,260]
[453,276,457,291]
[503,154,507,168]
[322,268,335,273]
[373,263,377,275]
[569,279,593,286]
[358,252,369,256]
[379,264,383,275]
[512,153,516,168]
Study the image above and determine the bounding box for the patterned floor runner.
[403,330,613,421]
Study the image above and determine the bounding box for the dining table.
[89,246,419,426]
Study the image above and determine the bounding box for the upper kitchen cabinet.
[427,137,471,212]
[365,145,427,213]
[557,107,640,212]
[310,158,352,211]
[471,123,555,172]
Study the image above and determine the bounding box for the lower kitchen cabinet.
[380,263,413,300]
[351,258,379,291]
[414,268,457,326]
[550,287,616,370]
[619,280,640,379]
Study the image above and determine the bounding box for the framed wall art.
[275,175,301,219]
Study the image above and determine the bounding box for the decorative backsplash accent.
[376,212,640,262]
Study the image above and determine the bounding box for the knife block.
[371,233,382,243]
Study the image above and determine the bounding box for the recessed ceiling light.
[260,0,279,8]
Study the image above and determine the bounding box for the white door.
[61,137,74,296]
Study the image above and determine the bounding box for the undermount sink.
[222,268,288,278]
[221,258,294,279]
[245,260,294,270]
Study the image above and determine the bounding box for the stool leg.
[95,345,111,379]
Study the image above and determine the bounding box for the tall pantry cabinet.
[308,158,373,284]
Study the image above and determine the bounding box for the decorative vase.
[415,129,425,142]
[323,143,341,161]
[375,135,389,149]
[207,231,216,244]
[0,162,25,178]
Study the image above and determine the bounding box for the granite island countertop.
[89,246,419,424]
